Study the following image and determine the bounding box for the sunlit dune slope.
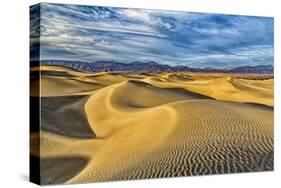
[31,65,273,184]
[145,73,273,106]
[31,65,138,96]
[73,80,273,182]
[32,65,273,106]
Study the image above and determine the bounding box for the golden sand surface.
[30,65,273,184]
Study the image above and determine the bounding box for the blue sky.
[33,3,273,68]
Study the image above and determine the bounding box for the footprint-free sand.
[30,65,273,184]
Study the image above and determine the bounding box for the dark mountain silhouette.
[39,60,273,74]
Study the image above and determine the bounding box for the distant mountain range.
[39,60,273,74]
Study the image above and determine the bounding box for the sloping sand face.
[31,65,273,184]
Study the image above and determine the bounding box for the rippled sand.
[30,65,273,184]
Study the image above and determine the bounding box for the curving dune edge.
[30,65,273,184]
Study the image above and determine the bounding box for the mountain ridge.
[37,60,273,74]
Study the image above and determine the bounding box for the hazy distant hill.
[204,65,273,74]
[39,60,273,74]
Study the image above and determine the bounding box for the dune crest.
[33,65,273,184]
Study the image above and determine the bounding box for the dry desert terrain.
[30,65,274,184]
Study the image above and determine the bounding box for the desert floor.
[30,65,273,185]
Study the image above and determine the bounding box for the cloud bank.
[32,3,274,68]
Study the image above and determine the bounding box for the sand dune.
[31,65,274,184]
[31,66,132,96]
[146,73,273,106]
[40,95,95,138]
[31,66,273,106]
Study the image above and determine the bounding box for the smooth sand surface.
[30,65,273,184]
[40,95,95,138]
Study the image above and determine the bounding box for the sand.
[30,65,274,184]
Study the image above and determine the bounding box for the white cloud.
[36,3,274,68]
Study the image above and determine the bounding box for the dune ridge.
[30,65,274,184]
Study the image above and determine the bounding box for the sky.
[31,3,274,68]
